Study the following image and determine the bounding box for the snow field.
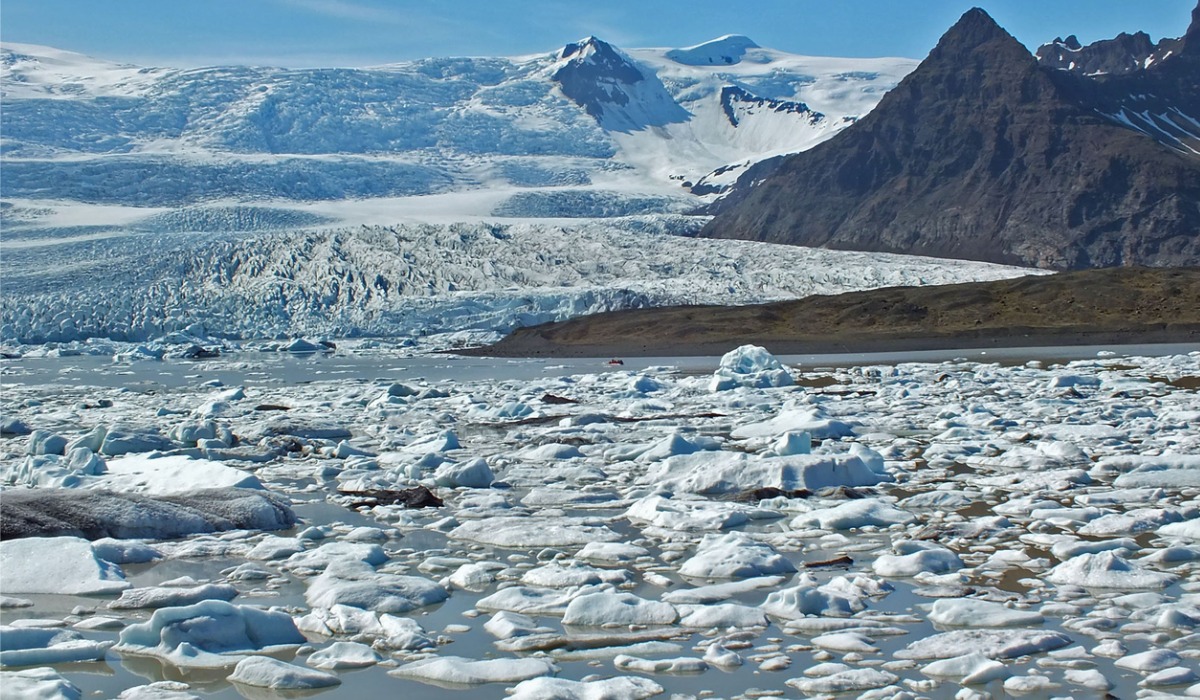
[0,345,1198,697]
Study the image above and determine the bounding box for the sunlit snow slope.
[1,38,916,221]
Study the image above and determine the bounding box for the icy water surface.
[1,344,1198,699]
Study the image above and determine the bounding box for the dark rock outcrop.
[701,7,1200,270]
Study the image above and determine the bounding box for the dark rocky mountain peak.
[699,5,1200,270]
[931,7,1019,57]
[550,36,688,132]
[555,36,643,84]
[1053,35,1083,51]
[1037,31,1157,74]
[1185,2,1200,50]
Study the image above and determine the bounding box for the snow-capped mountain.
[6,38,1030,349]
[0,38,915,225]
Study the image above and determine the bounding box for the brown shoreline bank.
[464,268,1200,358]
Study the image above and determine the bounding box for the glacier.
[0,38,1037,349]
[0,218,1033,346]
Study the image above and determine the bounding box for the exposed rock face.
[1036,32,1164,75]
[701,7,1200,270]
[550,37,688,132]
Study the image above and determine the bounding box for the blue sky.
[2,1,1194,67]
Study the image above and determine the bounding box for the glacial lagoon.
[2,343,1198,699]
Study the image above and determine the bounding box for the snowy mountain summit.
[1,37,916,223]
[665,35,763,66]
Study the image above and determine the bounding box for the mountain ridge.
[700,6,1200,270]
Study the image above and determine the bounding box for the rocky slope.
[701,7,1200,270]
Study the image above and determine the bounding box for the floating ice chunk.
[576,542,650,566]
[111,583,238,609]
[1047,374,1101,389]
[433,457,494,488]
[508,676,663,700]
[115,680,201,699]
[1,488,294,540]
[928,599,1045,628]
[115,600,305,669]
[283,541,388,572]
[710,345,793,391]
[895,629,1072,660]
[1046,551,1176,589]
[1104,455,1200,488]
[872,542,963,578]
[477,585,603,616]
[305,641,380,670]
[28,430,68,456]
[635,433,722,463]
[0,537,130,594]
[97,454,262,494]
[811,631,878,653]
[614,654,707,673]
[1078,507,1187,536]
[786,668,899,693]
[1049,537,1138,561]
[792,499,914,531]
[449,516,618,547]
[247,535,304,560]
[762,583,863,619]
[1160,519,1200,540]
[98,427,173,457]
[732,406,853,440]
[227,657,341,689]
[521,487,619,507]
[769,431,812,456]
[294,605,434,651]
[282,338,325,353]
[1003,674,1059,693]
[518,443,585,461]
[662,576,786,605]
[628,375,665,394]
[921,653,1010,684]
[304,560,448,613]
[449,561,505,591]
[702,641,743,667]
[484,611,553,639]
[678,532,796,579]
[1141,666,1200,687]
[1115,649,1183,673]
[0,667,82,699]
[0,627,113,667]
[562,592,678,627]
[644,452,886,495]
[625,495,750,531]
[677,603,768,628]
[1063,668,1113,690]
[521,562,630,588]
[390,656,557,685]
[92,538,161,565]
[0,597,33,609]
